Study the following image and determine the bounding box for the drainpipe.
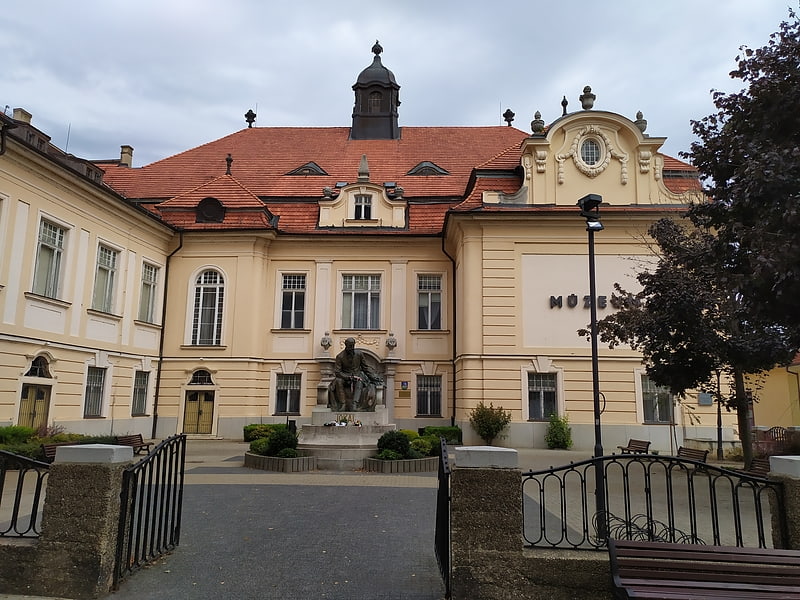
[151,231,183,439]
[441,223,458,427]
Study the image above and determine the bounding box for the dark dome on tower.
[351,41,401,140]
[356,40,398,86]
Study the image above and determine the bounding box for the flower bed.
[244,452,316,472]
[363,456,438,473]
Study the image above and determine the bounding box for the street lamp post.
[577,193,607,539]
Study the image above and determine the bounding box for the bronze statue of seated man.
[329,337,383,412]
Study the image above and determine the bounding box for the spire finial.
[244,109,256,128]
[561,96,568,116]
[372,40,383,56]
[502,108,515,126]
[358,154,370,182]
[225,154,233,175]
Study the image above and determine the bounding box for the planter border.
[363,456,438,473]
[244,452,317,472]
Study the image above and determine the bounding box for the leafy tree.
[685,8,800,345]
[588,218,795,466]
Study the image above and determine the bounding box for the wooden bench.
[618,439,651,454]
[41,441,79,463]
[746,457,771,478]
[676,446,709,463]
[116,434,153,454]
[608,538,800,599]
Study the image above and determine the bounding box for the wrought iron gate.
[113,434,186,589]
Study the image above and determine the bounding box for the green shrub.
[276,447,299,458]
[469,401,512,445]
[398,429,419,441]
[243,423,287,442]
[544,413,573,449]
[265,429,298,456]
[377,430,410,458]
[249,437,271,456]
[0,441,43,460]
[410,437,433,456]
[376,449,404,461]
[407,447,426,459]
[422,434,443,456]
[422,426,462,444]
[0,426,35,444]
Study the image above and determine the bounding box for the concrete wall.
[0,445,133,599]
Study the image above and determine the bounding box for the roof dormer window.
[354,194,372,220]
[196,197,225,223]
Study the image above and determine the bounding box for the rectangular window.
[84,366,106,417]
[280,274,306,329]
[417,375,442,416]
[192,270,224,345]
[138,263,159,323]
[354,194,372,220]
[32,220,65,298]
[417,274,442,330]
[642,375,674,423]
[132,371,149,415]
[342,274,380,329]
[528,373,557,421]
[275,374,301,414]
[92,245,118,312]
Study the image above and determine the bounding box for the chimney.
[12,108,32,124]
[119,145,134,168]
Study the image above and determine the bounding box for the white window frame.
[520,360,564,422]
[280,273,306,329]
[341,273,381,330]
[416,374,442,417]
[138,262,159,323]
[637,371,675,425]
[275,373,302,414]
[83,365,107,418]
[92,244,120,313]
[191,269,225,345]
[354,194,372,220]
[526,372,558,421]
[32,219,67,299]
[131,370,149,416]
[417,274,442,330]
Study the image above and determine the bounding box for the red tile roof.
[99,125,699,235]
[102,126,529,201]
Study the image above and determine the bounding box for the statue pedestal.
[299,407,395,470]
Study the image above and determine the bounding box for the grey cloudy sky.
[1,1,793,167]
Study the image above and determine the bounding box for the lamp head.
[577,193,602,214]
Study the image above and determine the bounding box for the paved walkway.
[0,442,747,600]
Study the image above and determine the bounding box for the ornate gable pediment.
[318,182,407,228]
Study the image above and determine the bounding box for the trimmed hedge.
[243,423,288,442]
[422,426,462,445]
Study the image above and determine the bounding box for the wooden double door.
[183,390,214,434]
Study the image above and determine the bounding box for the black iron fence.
[435,438,451,599]
[522,454,784,551]
[0,451,49,538]
[113,434,186,590]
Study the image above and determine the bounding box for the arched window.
[25,356,52,378]
[189,370,214,385]
[192,270,224,345]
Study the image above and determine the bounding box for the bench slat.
[610,539,800,599]
[618,439,651,454]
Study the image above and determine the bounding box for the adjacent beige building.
[3,45,789,451]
